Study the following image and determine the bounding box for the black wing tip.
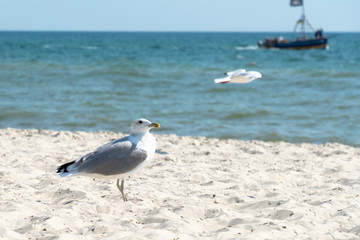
[56,161,75,173]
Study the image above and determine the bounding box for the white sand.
[0,128,359,240]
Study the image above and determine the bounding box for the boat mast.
[291,0,308,39]
[301,1,305,38]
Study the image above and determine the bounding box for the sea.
[0,32,359,146]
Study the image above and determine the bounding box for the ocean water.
[0,32,359,146]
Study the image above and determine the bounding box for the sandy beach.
[0,128,359,240]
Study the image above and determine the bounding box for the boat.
[258,0,328,50]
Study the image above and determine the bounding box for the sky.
[0,0,359,32]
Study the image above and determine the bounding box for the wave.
[222,110,269,120]
[206,88,232,93]
[235,45,259,51]
[332,72,357,78]
[82,46,98,50]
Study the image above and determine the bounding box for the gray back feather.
[74,137,147,176]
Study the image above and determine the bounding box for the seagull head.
[130,118,160,135]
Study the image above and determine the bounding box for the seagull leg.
[116,179,128,202]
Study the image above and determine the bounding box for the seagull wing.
[226,69,246,77]
[61,137,147,176]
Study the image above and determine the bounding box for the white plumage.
[214,69,262,84]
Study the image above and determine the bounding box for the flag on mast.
[290,0,303,7]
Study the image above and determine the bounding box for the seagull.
[214,69,262,84]
[56,119,160,202]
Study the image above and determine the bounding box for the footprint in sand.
[96,205,110,214]
[270,210,294,220]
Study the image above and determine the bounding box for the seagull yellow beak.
[149,122,160,128]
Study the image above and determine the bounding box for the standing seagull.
[214,69,262,84]
[56,119,160,201]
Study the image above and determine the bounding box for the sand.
[0,128,359,240]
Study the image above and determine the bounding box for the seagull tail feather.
[57,160,77,177]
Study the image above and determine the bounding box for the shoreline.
[1,127,358,148]
[0,128,359,239]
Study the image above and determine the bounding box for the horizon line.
[0,30,359,33]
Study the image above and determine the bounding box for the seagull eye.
[138,120,143,124]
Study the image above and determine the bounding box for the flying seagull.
[56,119,160,202]
[214,69,262,84]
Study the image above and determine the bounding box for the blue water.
[0,32,359,146]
